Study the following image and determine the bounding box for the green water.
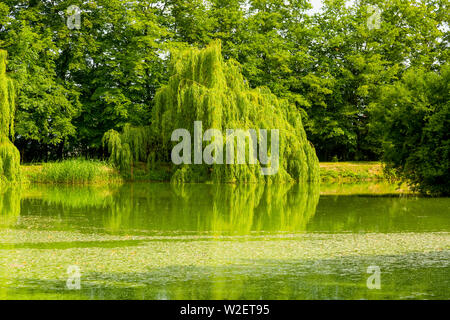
[0,183,448,300]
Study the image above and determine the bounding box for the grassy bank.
[19,160,392,185]
[320,182,412,195]
[21,159,123,185]
[319,162,393,182]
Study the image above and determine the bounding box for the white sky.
[308,0,355,13]
[309,0,324,13]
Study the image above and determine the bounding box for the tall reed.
[24,159,122,185]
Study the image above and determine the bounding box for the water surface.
[0,183,448,299]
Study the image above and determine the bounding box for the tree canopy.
[104,42,320,183]
[370,64,449,195]
[0,0,448,191]
[1,0,447,162]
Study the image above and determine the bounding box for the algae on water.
[103,42,319,183]
[0,50,20,184]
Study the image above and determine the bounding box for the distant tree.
[300,0,447,161]
[0,0,448,165]
[370,64,449,195]
[1,0,167,159]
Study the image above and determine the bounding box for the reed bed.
[23,159,123,185]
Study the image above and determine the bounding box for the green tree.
[1,1,80,160]
[300,0,447,161]
[0,49,20,183]
[1,0,168,159]
[370,64,449,195]
[150,42,319,183]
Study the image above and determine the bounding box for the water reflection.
[18,183,320,235]
[4,183,450,234]
[0,187,20,227]
[1,183,449,300]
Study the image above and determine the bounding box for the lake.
[0,182,449,299]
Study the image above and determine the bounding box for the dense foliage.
[370,64,449,195]
[0,0,447,161]
[103,42,319,182]
[0,49,20,184]
[102,124,152,174]
[0,0,448,190]
[149,42,319,182]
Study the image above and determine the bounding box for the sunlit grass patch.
[319,162,387,182]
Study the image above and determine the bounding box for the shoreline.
[0,161,398,187]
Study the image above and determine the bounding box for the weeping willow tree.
[102,41,319,183]
[150,41,319,183]
[0,50,20,184]
[102,124,152,175]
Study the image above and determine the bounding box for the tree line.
[0,0,448,193]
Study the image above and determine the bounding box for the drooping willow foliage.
[151,41,319,183]
[102,124,152,173]
[0,50,20,184]
[102,41,319,183]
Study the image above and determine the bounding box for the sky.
[309,0,324,13]
[308,0,356,13]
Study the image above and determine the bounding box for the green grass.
[319,161,388,182]
[22,159,123,185]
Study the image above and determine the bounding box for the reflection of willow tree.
[172,183,320,234]
[103,184,135,233]
[101,182,320,234]
[23,185,116,209]
[23,184,134,233]
[23,183,319,234]
[173,183,265,234]
[0,187,21,227]
[257,183,320,232]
